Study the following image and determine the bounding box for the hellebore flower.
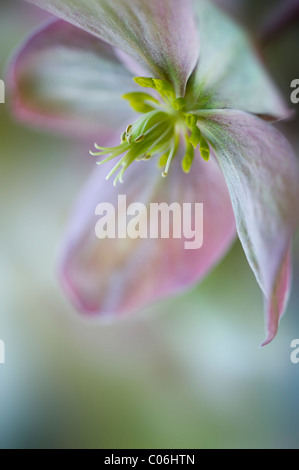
[10,0,299,345]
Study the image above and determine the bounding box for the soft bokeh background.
[0,0,299,449]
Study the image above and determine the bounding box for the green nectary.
[90,77,210,185]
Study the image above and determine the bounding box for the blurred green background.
[0,0,299,449]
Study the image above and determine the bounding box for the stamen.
[152,79,176,101]
[89,149,101,156]
[133,77,155,88]
[163,138,177,177]
[113,169,124,186]
[105,155,127,181]
[142,119,167,137]
[189,126,201,149]
[135,134,145,143]
[172,97,186,110]
[126,124,133,134]
[93,142,124,152]
[133,77,176,102]
[90,76,211,185]
[182,139,194,173]
[122,92,159,113]
[199,135,210,161]
[96,144,130,164]
[159,153,168,168]
[185,114,197,128]
[113,152,136,186]
[146,126,172,155]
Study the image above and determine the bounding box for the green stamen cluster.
[90,77,211,185]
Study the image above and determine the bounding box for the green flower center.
[90,77,210,185]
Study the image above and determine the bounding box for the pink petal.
[26,0,200,96]
[186,0,290,120]
[8,19,138,138]
[200,109,299,344]
[261,249,292,347]
[59,152,236,317]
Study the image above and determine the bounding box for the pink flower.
[9,0,299,345]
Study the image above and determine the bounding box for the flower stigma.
[90,77,211,185]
